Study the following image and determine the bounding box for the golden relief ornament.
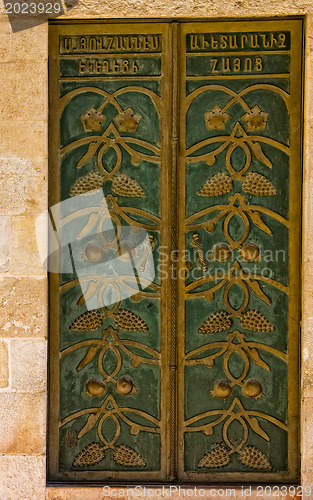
[204,105,230,130]
[242,172,277,196]
[186,395,286,471]
[86,378,107,398]
[49,19,302,482]
[73,442,106,466]
[198,444,271,471]
[197,172,233,197]
[61,392,159,468]
[198,309,274,334]
[81,107,106,132]
[181,40,300,475]
[242,105,268,132]
[50,23,167,479]
[114,107,142,132]
[111,174,145,198]
[70,171,105,196]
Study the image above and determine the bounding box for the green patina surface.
[183,33,292,473]
[58,56,163,471]
[51,21,301,481]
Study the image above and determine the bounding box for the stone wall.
[0,0,312,498]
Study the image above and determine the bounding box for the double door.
[48,18,302,483]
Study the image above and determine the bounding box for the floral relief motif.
[59,86,162,470]
[63,95,160,202]
[63,393,158,468]
[114,107,141,132]
[204,105,230,130]
[81,107,106,132]
[185,83,290,471]
[242,105,268,131]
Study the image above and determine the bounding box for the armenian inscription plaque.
[49,19,303,483]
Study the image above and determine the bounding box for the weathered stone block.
[47,487,125,500]
[0,340,9,388]
[0,392,45,454]
[302,319,313,398]
[0,216,10,272]
[0,158,47,215]
[0,455,45,500]
[0,61,47,122]
[11,20,48,61]
[0,17,11,62]
[301,397,313,465]
[11,216,46,275]
[11,339,46,391]
[0,121,48,160]
[0,276,47,337]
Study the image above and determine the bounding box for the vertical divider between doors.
[177,21,186,482]
[169,21,180,481]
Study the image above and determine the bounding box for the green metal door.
[48,22,174,482]
[177,19,302,483]
[48,18,303,483]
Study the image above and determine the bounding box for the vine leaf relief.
[114,107,141,133]
[60,393,160,467]
[62,94,160,202]
[204,104,268,134]
[186,396,286,470]
[185,330,286,387]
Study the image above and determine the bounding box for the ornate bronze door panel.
[177,20,302,483]
[48,19,303,483]
[48,22,173,482]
